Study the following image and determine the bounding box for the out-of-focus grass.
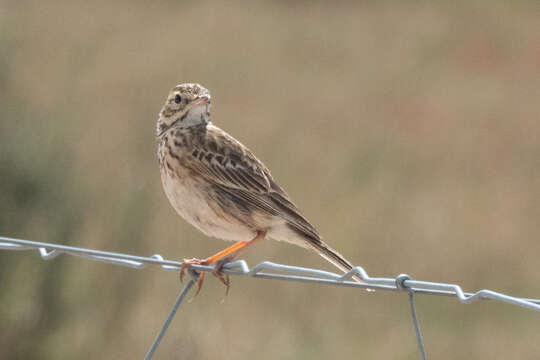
[1,0,539,359]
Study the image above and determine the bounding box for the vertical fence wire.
[144,272,199,360]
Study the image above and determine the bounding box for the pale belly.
[161,170,258,242]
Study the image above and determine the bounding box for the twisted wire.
[3,235,540,359]
[1,236,539,310]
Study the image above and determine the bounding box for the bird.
[157,83,358,294]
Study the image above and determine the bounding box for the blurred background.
[1,0,539,359]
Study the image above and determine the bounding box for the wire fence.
[1,235,539,359]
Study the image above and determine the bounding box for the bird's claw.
[179,257,231,296]
[213,256,235,295]
[179,258,205,283]
[180,258,210,296]
[212,267,230,295]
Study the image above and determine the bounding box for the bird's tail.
[309,240,363,283]
[273,193,362,282]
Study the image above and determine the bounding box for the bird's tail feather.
[309,240,363,283]
[283,219,362,283]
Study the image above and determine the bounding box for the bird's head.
[156,83,211,136]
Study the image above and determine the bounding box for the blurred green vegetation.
[1,0,539,359]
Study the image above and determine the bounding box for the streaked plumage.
[157,83,357,282]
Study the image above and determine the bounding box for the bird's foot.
[180,258,208,296]
[179,257,232,296]
[213,256,234,295]
[179,231,266,296]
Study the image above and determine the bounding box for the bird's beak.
[193,94,210,105]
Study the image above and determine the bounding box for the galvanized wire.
[397,274,426,360]
[1,236,538,310]
[144,271,199,360]
[2,236,540,359]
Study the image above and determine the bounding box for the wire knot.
[396,273,411,291]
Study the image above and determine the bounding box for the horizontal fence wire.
[3,235,540,360]
[1,236,539,310]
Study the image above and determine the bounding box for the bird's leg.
[180,230,267,295]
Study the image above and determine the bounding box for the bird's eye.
[174,94,182,104]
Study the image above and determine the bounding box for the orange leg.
[180,230,266,295]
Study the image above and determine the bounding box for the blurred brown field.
[1,0,539,359]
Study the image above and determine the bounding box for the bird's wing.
[184,125,274,195]
[182,125,321,240]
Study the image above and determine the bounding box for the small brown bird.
[157,83,357,294]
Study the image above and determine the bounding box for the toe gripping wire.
[396,274,426,360]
